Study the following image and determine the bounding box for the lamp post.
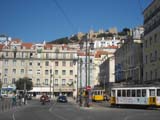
[50,69,52,98]
[79,37,94,107]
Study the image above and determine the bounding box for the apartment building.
[99,56,115,93]
[143,0,160,84]
[0,39,78,97]
[115,26,143,85]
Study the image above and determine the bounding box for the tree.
[15,77,33,91]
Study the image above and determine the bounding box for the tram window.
[127,90,131,97]
[157,89,160,96]
[142,89,146,97]
[149,89,155,96]
[137,89,141,97]
[122,90,126,97]
[132,90,136,97]
[111,90,115,97]
[117,90,121,97]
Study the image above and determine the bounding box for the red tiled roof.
[95,51,109,58]
[11,38,21,43]
[21,43,33,49]
[0,44,4,51]
[44,44,53,50]
[105,45,118,49]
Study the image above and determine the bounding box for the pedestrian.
[12,92,17,107]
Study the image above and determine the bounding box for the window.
[117,90,121,97]
[30,53,33,58]
[62,70,66,75]
[36,79,40,85]
[55,61,58,66]
[157,89,160,96]
[137,89,141,97]
[45,61,49,66]
[45,70,49,75]
[29,62,32,66]
[55,70,58,75]
[127,90,131,97]
[155,50,157,61]
[13,69,16,74]
[55,79,58,86]
[21,69,24,74]
[4,69,8,74]
[62,79,66,86]
[150,70,153,80]
[149,36,152,45]
[154,34,157,43]
[149,89,155,96]
[150,53,152,62]
[37,70,41,74]
[28,69,32,74]
[4,78,7,84]
[46,53,49,59]
[6,52,8,56]
[63,53,66,59]
[4,60,8,65]
[37,62,41,66]
[12,78,16,84]
[155,69,157,80]
[132,90,136,97]
[122,90,126,97]
[45,79,48,85]
[70,61,73,67]
[70,70,73,75]
[62,61,66,66]
[13,60,16,66]
[111,90,115,97]
[14,52,16,58]
[21,60,24,66]
[142,89,146,97]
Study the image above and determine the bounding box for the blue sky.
[0,0,152,43]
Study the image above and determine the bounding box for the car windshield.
[58,96,66,99]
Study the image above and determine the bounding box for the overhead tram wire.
[52,0,77,34]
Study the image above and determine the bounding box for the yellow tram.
[110,86,160,107]
[92,89,105,101]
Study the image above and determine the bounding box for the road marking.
[49,101,57,112]
[12,113,15,120]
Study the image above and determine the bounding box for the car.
[57,96,68,103]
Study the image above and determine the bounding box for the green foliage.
[97,33,113,38]
[118,27,130,36]
[15,77,33,91]
[70,35,79,41]
[48,37,71,44]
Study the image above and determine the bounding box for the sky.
[0,0,152,43]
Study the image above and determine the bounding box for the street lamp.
[79,37,94,107]
[50,69,52,98]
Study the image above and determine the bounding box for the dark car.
[57,96,68,103]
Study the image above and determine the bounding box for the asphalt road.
[0,99,160,120]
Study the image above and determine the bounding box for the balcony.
[144,7,160,24]
[144,18,160,35]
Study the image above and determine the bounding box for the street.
[0,98,160,120]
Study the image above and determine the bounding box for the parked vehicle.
[57,96,68,103]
